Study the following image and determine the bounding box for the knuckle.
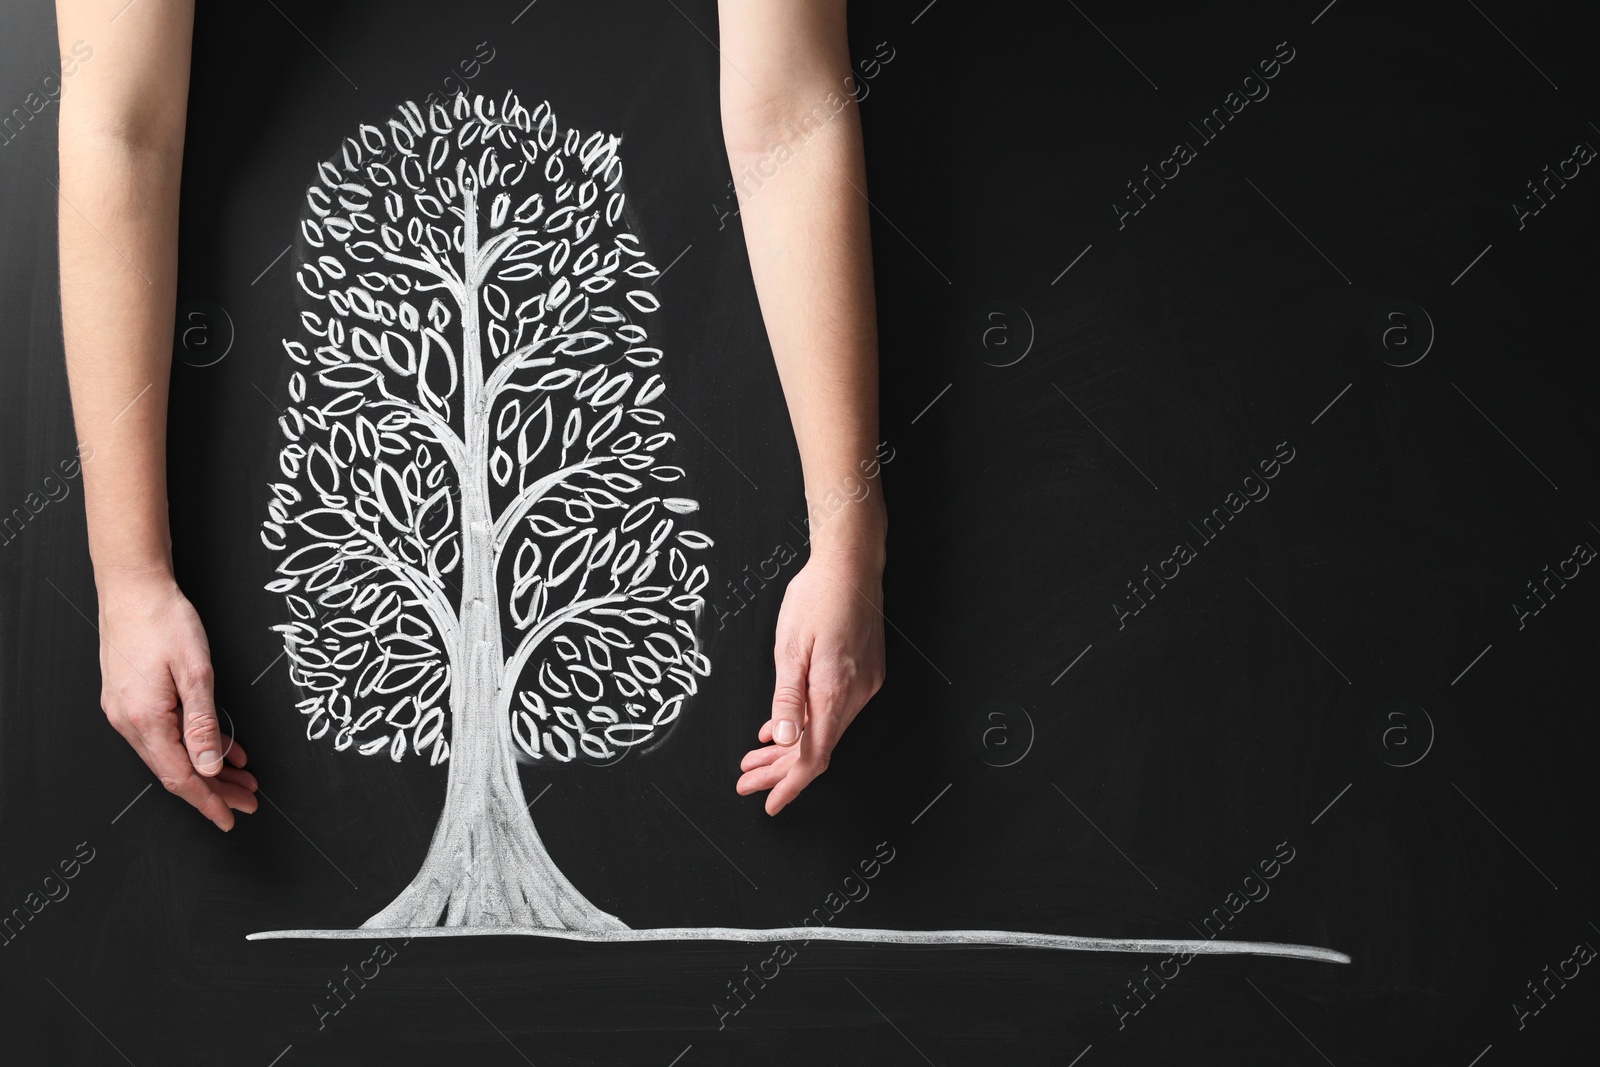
[810,684,848,711]
[771,683,806,711]
[777,634,807,666]
[157,773,186,796]
[183,717,217,748]
[809,662,853,702]
[125,703,161,731]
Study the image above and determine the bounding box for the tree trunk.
[362,191,626,931]
[358,585,627,929]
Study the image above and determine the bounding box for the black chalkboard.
[3,0,1598,1063]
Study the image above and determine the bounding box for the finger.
[215,765,259,793]
[757,719,774,743]
[769,640,811,747]
[138,743,236,831]
[222,736,248,768]
[740,744,789,772]
[764,750,820,813]
[764,721,837,813]
[129,712,236,831]
[206,778,260,814]
[764,759,823,815]
[174,661,224,776]
[764,677,853,816]
[798,689,850,769]
[736,762,792,796]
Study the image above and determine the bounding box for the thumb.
[769,643,810,747]
[176,662,224,776]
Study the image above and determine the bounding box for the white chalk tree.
[260,90,712,930]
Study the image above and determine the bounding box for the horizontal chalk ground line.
[246,925,1349,963]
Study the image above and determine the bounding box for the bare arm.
[717,0,888,814]
[56,0,255,829]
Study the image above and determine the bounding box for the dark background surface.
[3,0,1598,1063]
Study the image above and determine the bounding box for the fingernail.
[775,721,798,745]
[197,750,220,772]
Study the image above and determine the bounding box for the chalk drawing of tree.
[261,89,711,930]
[252,88,1351,966]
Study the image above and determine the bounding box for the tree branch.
[492,456,615,558]
[496,593,631,716]
[371,382,466,473]
[339,531,459,645]
[332,552,461,655]
[471,225,540,286]
[375,246,465,301]
[484,332,556,401]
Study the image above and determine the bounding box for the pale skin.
[56,0,884,828]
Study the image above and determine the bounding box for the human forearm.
[58,132,183,582]
[56,0,194,586]
[729,126,886,562]
[718,1,886,566]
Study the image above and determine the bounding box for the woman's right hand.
[96,571,258,831]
